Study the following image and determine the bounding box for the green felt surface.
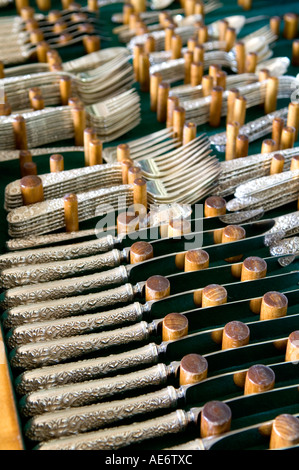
[0,0,299,451]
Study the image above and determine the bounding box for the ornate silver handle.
[20,360,168,416]
[0,235,116,270]
[270,236,299,256]
[4,277,135,329]
[16,343,161,395]
[10,321,153,369]
[3,263,130,309]
[26,385,179,442]
[1,249,126,288]
[35,409,189,450]
[7,302,144,348]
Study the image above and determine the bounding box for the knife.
[19,313,298,427]
[8,280,299,370]
[6,270,299,349]
[166,412,299,451]
[32,385,299,450]
[17,323,297,414]
[2,233,296,308]
[1,221,284,321]
[23,359,298,442]
[1,207,264,266]
[0,218,276,289]
[3,253,298,332]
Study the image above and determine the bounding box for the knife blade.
[32,385,299,450]
[23,361,298,442]
[8,284,299,370]
[6,277,299,349]
[0,218,276,289]
[3,207,264,256]
[3,257,298,331]
[17,324,297,414]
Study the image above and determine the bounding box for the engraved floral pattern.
[4,275,133,329]
[1,249,124,288]
[11,321,152,369]
[36,409,188,450]
[27,386,178,441]
[8,302,144,348]
[16,343,160,395]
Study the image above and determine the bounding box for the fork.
[4,129,178,211]
[0,11,109,65]
[210,106,289,152]
[117,13,207,44]
[6,136,220,238]
[169,57,290,103]
[215,147,299,197]
[171,76,295,127]
[226,170,299,214]
[0,127,176,164]
[149,28,277,82]
[0,89,141,150]
[3,47,130,78]
[111,0,222,25]
[2,54,135,111]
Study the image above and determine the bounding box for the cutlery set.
[0,0,298,452]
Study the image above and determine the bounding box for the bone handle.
[4,277,134,329]
[8,302,144,348]
[11,321,153,369]
[1,249,125,288]
[0,234,116,270]
[26,386,179,441]
[35,409,189,450]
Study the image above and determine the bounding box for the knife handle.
[1,249,126,288]
[0,235,116,271]
[4,279,135,329]
[7,302,144,348]
[10,321,153,369]
[35,409,189,450]
[26,386,179,441]
[20,360,168,417]
[3,263,129,309]
[16,343,161,395]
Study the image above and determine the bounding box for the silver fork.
[6,136,219,238]
[0,89,141,150]
[149,26,277,82]
[171,76,295,127]
[4,47,130,78]
[0,128,176,163]
[4,129,179,211]
[2,54,134,111]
